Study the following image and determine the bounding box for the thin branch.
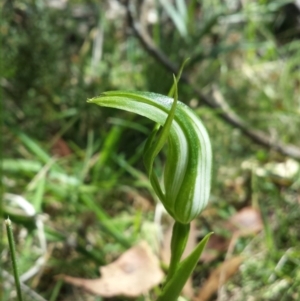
[125,1,300,160]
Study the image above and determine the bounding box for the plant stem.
[5,218,23,301]
[166,222,190,283]
[157,232,213,301]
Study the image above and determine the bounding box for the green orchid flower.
[88,89,212,224]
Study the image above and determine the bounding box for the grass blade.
[5,218,23,301]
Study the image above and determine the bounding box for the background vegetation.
[2,0,300,300]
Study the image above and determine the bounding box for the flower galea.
[88,91,212,224]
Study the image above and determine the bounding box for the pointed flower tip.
[87,93,108,104]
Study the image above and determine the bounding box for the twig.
[124,1,300,160]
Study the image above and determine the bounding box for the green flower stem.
[157,232,213,301]
[87,69,213,300]
[5,218,23,301]
[166,222,190,283]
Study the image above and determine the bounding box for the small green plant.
[88,74,213,300]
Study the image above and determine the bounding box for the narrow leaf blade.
[157,232,213,301]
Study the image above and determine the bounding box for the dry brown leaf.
[200,234,230,263]
[200,207,262,263]
[227,206,263,236]
[51,138,71,157]
[194,256,244,301]
[219,207,263,260]
[58,241,164,297]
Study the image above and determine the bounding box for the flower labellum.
[88,91,212,224]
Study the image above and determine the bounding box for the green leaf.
[157,232,213,301]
